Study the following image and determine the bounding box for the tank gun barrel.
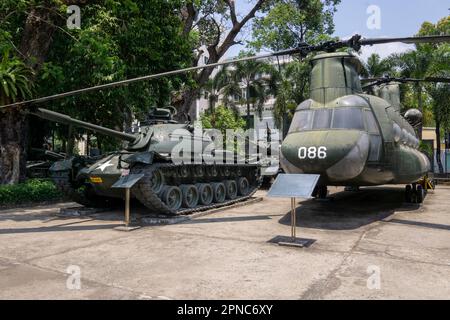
[29,108,137,143]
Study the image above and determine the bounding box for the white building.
[194,50,292,134]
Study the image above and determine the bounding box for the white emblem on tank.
[97,160,114,172]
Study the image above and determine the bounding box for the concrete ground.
[0,185,449,300]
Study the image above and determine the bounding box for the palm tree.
[389,46,434,138]
[424,44,450,174]
[270,59,310,135]
[0,51,33,105]
[203,66,230,114]
[0,51,33,184]
[224,54,273,128]
[363,53,394,78]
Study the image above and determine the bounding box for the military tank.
[28,107,261,215]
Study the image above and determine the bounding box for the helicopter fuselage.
[280,52,430,187]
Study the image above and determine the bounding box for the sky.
[227,0,449,61]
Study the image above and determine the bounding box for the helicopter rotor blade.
[0,48,300,109]
[360,35,450,46]
[2,34,448,109]
[361,76,450,89]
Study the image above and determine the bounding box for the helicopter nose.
[280,130,370,181]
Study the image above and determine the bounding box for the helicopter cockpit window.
[331,108,364,130]
[289,110,313,133]
[312,109,332,129]
[364,110,379,134]
[368,135,382,161]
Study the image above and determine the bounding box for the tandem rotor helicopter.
[2,34,450,209]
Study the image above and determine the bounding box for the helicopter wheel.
[317,186,328,199]
[416,185,425,204]
[405,185,412,203]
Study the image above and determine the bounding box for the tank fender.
[49,156,86,184]
[49,158,75,172]
[123,151,155,165]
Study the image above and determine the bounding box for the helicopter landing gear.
[405,183,426,204]
[313,186,328,199]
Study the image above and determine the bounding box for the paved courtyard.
[0,186,449,299]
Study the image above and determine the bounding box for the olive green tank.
[30,108,261,215]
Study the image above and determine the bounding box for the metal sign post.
[112,173,144,231]
[267,174,320,248]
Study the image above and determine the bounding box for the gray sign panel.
[267,174,320,198]
[111,173,144,189]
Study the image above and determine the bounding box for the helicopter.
[2,34,449,207]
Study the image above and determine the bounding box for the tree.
[248,0,340,136]
[362,53,394,78]
[179,0,267,118]
[200,105,246,133]
[221,53,274,128]
[0,0,193,184]
[203,66,230,113]
[249,0,340,51]
[390,16,450,172]
[0,52,33,184]
[269,59,309,132]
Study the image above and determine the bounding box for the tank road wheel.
[150,169,164,194]
[212,182,226,203]
[196,183,214,205]
[224,180,238,200]
[180,185,199,208]
[161,186,182,211]
[405,185,412,203]
[237,177,250,196]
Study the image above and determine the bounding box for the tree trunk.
[19,4,58,70]
[0,3,59,185]
[0,109,29,184]
[436,119,444,174]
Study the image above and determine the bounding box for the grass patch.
[0,179,63,207]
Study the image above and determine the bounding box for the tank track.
[131,162,261,215]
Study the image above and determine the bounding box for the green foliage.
[362,53,395,78]
[419,141,433,159]
[220,52,275,121]
[200,105,246,133]
[386,16,450,131]
[0,179,62,206]
[0,51,33,104]
[269,59,311,129]
[1,0,193,153]
[250,0,340,51]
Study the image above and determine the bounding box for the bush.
[0,179,63,206]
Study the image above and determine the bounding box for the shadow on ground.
[279,187,421,230]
